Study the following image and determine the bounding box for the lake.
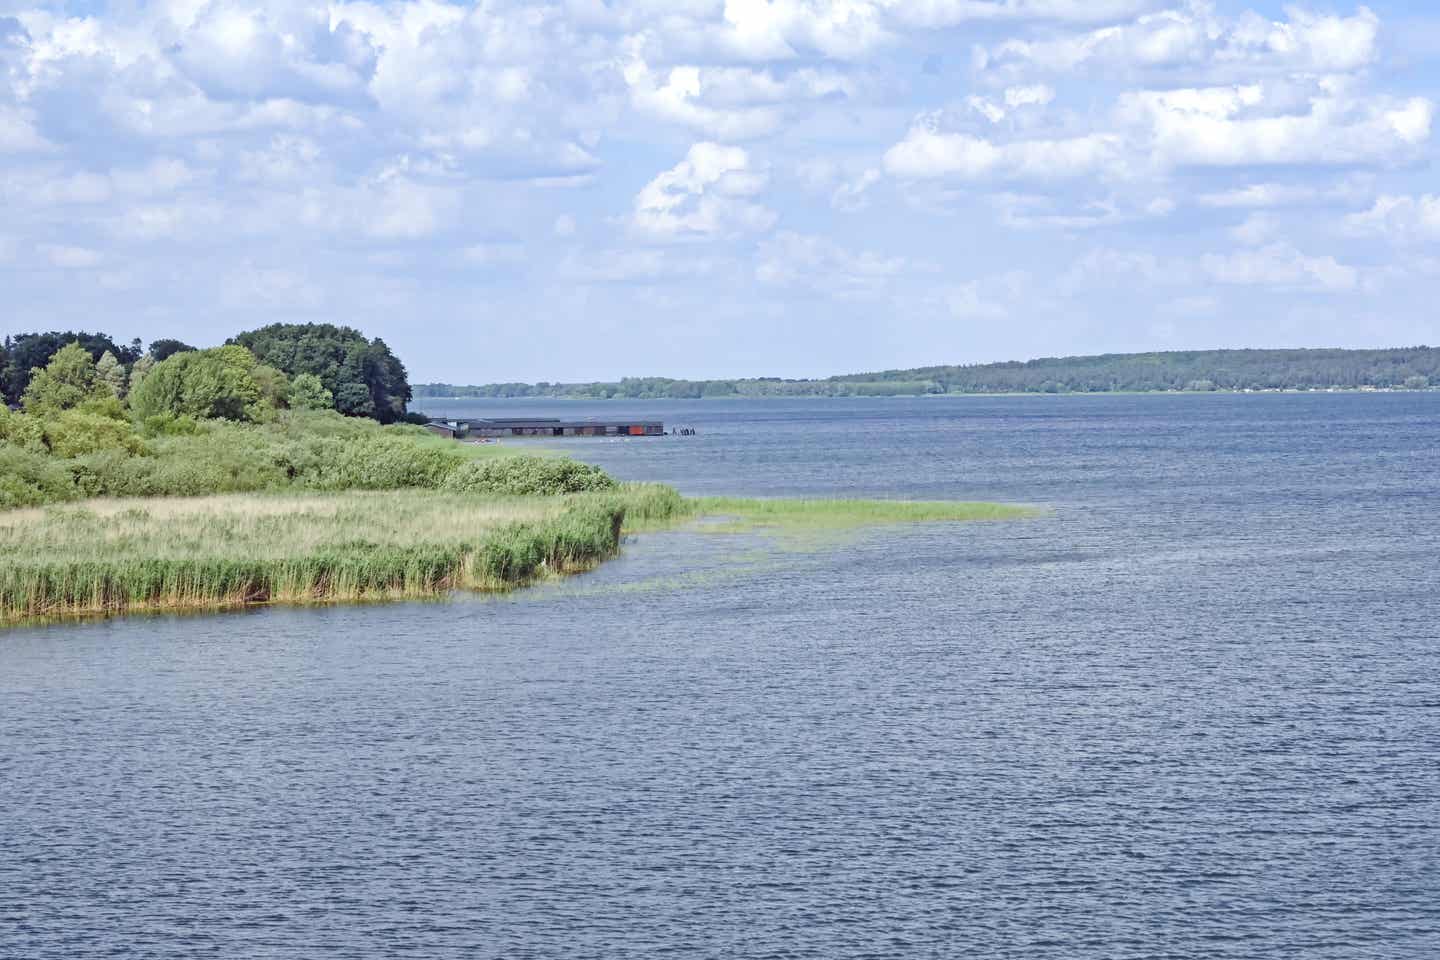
[4,394,1439,958]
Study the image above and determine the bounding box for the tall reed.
[0,492,630,621]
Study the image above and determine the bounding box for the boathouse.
[427,417,664,439]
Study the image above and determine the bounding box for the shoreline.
[0,490,1037,627]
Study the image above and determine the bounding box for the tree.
[290,372,334,410]
[21,343,111,413]
[251,363,290,410]
[2,331,142,405]
[128,354,156,395]
[128,345,280,422]
[96,351,128,398]
[228,323,412,422]
[149,339,196,362]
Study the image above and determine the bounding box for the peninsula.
[0,325,1035,623]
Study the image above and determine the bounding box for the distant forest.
[415,347,1440,400]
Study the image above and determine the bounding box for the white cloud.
[967,83,1054,123]
[893,0,1153,29]
[0,105,50,152]
[632,141,777,239]
[1201,242,1358,292]
[360,179,450,240]
[831,168,880,211]
[623,59,853,139]
[944,281,1007,320]
[110,201,225,242]
[236,136,323,184]
[756,229,907,296]
[712,0,892,61]
[1198,183,1319,209]
[624,62,784,140]
[1061,247,1191,290]
[169,2,377,105]
[1005,84,1055,108]
[220,260,325,309]
[985,5,1380,76]
[558,247,719,284]
[883,126,1123,180]
[1230,212,1278,246]
[1118,82,1433,167]
[40,243,102,268]
[1344,195,1440,244]
[553,214,577,238]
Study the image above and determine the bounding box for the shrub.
[44,411,147,459]
[292,434,468,490]
[442,455,618,496]
[289,373,333,411]
[138,414,202,437]
[0,445,77,508]
[0,409,48,454]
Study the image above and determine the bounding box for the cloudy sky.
[1,1,1437,382]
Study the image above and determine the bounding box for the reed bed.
[0,491,630,622]
[0,483,1033,624]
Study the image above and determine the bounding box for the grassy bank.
[0,488,675,622]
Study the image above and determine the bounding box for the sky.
[1,1,1438,383]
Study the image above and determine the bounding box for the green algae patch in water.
[683,497,1042,533]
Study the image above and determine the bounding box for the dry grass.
[0,492,561,562]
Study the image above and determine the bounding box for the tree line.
[2,323,413,423]
[415,347,1440,400]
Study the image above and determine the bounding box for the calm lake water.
[4,394,1439,958]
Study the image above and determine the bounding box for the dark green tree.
[149,339,197,362]
[229,323,411,423]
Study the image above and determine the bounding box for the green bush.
[289,373,333,411]
[0,445,78,508]
[44,411,147,459]
[0,408,47,454]
[291,433,468,490]
[138,414,202,437]
[442,455,618,496]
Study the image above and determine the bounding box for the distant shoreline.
[417,386,1437,402]
[413,345,1439,401]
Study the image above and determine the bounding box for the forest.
[415,347,1440,399]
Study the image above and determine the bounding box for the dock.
[426,417,664,439]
